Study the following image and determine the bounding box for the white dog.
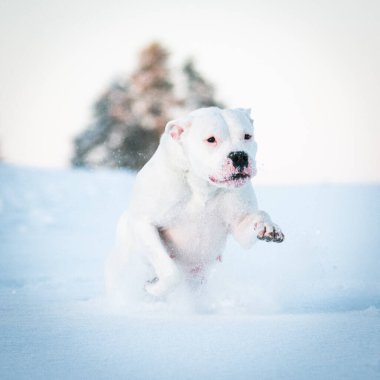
[106,107,284,300]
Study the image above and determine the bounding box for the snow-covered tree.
[72,43,223,171]
[71,82,128,168]
[72,43,177,170]
[182,59,224,111]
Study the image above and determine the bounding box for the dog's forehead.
[191,111,227,135]
[190,107,252,136]
[220,109,253,132]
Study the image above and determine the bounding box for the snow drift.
[0,164,379,379]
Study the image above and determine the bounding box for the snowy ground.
[1,164,379,379]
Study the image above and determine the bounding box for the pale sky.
[0,0,379,184]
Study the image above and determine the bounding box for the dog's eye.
[244,134,252,140]
[207,136,216,143]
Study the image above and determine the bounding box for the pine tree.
[71,43,224,171]
[72,43,177,170]
[71,81,128,167]
[182,59,224,111]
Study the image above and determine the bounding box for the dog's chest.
[159,192,228,266]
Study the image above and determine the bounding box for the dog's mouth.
[230,173,250,180]
[209,172,251,187]
[209,158,256,188]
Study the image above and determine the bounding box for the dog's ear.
[236,108,253,124]
[165,118,191,141]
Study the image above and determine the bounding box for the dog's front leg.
[135,219,181,297]
[231,211,285,249]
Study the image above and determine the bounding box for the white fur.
[105,107,284,300]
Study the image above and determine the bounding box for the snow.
[1,164,380,379]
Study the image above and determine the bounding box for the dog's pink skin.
[209,159,256,187]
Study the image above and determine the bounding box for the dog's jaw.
[208,159,256,188]
[209,174,251,188]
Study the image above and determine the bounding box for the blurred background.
[0,0,379,185]
[1,3,380,377]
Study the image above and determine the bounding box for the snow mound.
[1,164,380,379]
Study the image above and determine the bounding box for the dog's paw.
[144,272,181,298]
[255,222,284,243]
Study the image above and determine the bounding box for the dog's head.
[165,107,257,188]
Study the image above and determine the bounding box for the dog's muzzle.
[209,151,254,187]
[228,151,249,171]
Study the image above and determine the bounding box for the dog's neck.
[160,133,189,172]
[185,171,222,206]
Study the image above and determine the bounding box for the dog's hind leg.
[134,218,181,298]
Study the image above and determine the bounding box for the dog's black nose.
[228,151,249,169]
